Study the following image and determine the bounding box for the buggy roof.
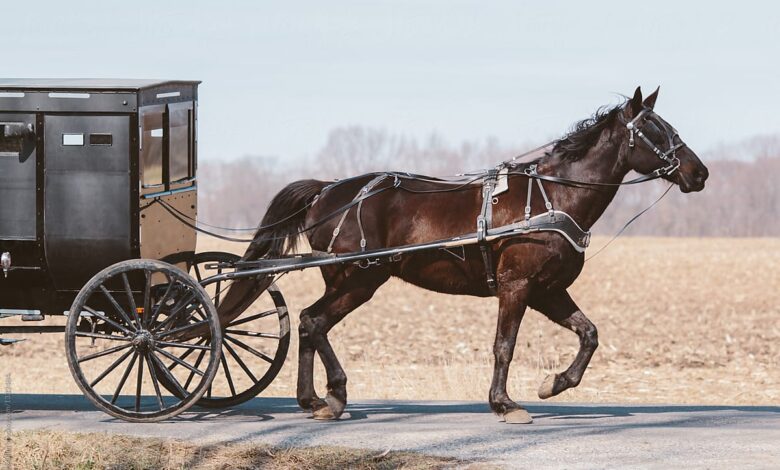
[0,78,201,91]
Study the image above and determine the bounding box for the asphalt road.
[7,394,780,469]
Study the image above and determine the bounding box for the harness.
[167,105,685,294]
[475,163,591,294]
[326,174,399,253]
[477,169,500,292]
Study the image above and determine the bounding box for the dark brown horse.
[221,87,708,424]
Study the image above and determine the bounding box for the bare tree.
[199,128,779,237]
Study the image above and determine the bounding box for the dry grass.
[7,430,476,469]
[1,237,778,405]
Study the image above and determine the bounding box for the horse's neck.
[543,138,628,230]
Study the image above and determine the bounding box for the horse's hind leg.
[531,290,599,399]
[297,266,389,419]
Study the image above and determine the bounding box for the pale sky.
[5,1,779,163]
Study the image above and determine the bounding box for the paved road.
[7,394,780,469]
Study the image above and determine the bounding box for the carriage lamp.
[1,252,10,278]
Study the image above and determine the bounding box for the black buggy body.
[0,79,199,314]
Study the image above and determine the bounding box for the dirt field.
[1,237,778,406]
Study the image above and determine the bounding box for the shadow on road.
[9,393,780,419]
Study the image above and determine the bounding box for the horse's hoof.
[538,374,558,399]
[504,409,533,424]
[310,398,334,420]
[311,395,346,421]
[312,406,337,420]
[324,393,346,418]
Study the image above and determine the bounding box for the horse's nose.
[694,166,709,185]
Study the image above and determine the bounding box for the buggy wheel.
[176,251,291,408]
[65,259,221,422]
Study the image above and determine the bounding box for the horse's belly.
[393,250,492,297]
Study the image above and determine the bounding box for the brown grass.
[7,430,478,469]
[1,237,778,405]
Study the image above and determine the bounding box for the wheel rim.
[65,260,221,421]
[178,252,290,408]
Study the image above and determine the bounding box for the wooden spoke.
[153,293,197,333]
[148,278,175,327]
[166,338,205,371]
[156,340,210,351]
[83,306,132,336]
[121,273,143,328]
[145,353,165,410]
[111,352,138,405]
[214,268,223,310]
[211,279,232,308]
[225,329,279,339]
[183,349,207,390]
[223,340,258,383]
[142,269,152,326]
[135,352,144,412]
[78,343,132,363]
[221,354,236,397]
[225,335,273,363]
[148,352,187,397]
[89,348,134,388]
[75,331,131,342]
[192,263,202,282]
[228,309,277,327]
[155,348,205,377]
[100,285,136,332]
[157,320,210,340]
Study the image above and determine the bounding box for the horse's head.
[620,87,709,193]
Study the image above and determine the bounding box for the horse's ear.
[643,86,660,109]
[628,86,643,116]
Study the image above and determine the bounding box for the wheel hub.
[131,330,155,352]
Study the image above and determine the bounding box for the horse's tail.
[217,179,328,322]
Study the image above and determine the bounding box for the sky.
[4,0,779,163]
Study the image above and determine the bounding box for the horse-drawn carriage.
[1,79,707,423]
[0,79,290,421]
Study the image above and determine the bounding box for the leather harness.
[317,104,683,294]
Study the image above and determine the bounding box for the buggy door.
[43,115,132,290]
[0,115,37,240]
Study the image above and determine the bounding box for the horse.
[219,86,709,424]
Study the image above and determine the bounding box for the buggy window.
[141,106,164,187]
[168,102,193,183]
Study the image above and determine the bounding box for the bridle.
[622,105,685,177]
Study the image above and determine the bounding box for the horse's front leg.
[489,278,533,424]
[531,290,599,399]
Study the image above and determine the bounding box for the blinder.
[623,106,686,175]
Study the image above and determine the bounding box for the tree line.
[198,127,780,237]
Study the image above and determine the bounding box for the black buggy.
[0,80,290,421]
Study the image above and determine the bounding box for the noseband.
[623,107,686,175]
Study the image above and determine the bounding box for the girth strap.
[478,168,500,294]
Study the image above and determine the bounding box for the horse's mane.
[550,102,624,162]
